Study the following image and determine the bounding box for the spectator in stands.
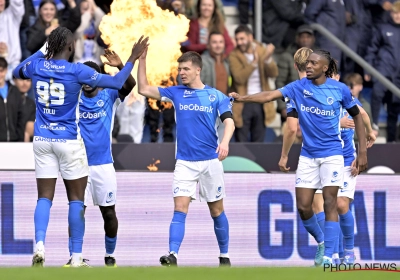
[304,0,346,69]
[229,25,278,142]
[275,25,315,90]
[20,0,36,60]
[369,0,396,24]
[184,0,225,20]
[183,0,234,55]
[343,73,377,135]
[365,1,400,142]
[201,31,230,94]
[0,0,24,82]
[0,58,24,142]
[27,0,81,54]
[262,0,304,50]
[116,93,146,143]
[73,0,105,64]
[13,78,35,142]
[238,0,254,26]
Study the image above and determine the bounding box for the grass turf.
[1,267,400,280]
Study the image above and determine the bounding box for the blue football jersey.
[158,85,233,161]
[341,98,362,167]
[279,78,357,158]
[16,53,133,140]
[79,89,121,166]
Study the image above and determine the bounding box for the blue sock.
[69,237,72,256]
[212,211,229,254]
[339,230,344,258]
[105,235,117,255]
[339,210,354,251]
[334,230,339,255]
[68,201,85,254]
[316,212,325,234]
[302,214,324,243]
[324,221,340,258]
[169,211,186,254]
[34,198,52,243]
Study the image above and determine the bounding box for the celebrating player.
[63,49,141,267]
[12,26,148,267]
[231,49,369,266]
[279,48,376,265]
[137,48,235,267]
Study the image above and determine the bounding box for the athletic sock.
[69,201,85,256]
[169,211,186,254]
[339,210,355,251]
[105,235,117,256]
[324,221,340,258]
[34,198,52,244]
[212,211,229,256]
[316,211,325,234]
[302,214,324,243]
[69,237,72,257]
[339,230,344,258]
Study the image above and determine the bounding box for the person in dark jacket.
[27,0,81,54]
[364,1,400,142]
[0,57,24,142]
[304,0,346,69]
[14,77,35,142]
[262,0,304,50]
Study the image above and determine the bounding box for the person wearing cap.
[364,1,400,142]
[304,0,346,69]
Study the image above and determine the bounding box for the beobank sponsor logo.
[179,103,213,113]
[300,104,334,116]
[80,110,107,119]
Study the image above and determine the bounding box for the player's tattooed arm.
[229,90,283,103]
[137,47,162,100]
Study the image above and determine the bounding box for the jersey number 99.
[36,81,65,105]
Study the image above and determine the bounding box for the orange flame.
[99,0,190,88]
[147,159,161,171]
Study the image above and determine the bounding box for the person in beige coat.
[229,24,279,142]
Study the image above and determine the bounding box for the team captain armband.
[287,110,298,118]
[346,105,360,117]
[220,111,233,122]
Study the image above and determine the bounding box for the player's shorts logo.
[331,171,340,183]
[97,100,104,107]
[296,178,301,184]
[106,191,114,203]
[327,97,334,105]
[209,94,216,102]
[341,182,348,192]
[173,187,179,194]
[216,186,222,199]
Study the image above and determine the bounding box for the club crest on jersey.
[327,97,334,105]
[183,90,194,98]
[97,100,104,107]
[209,94,216,102]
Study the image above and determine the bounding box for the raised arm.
[12,44,48,79]
[137,47,162,100]
[103,49,136,99]
[229,90,283,104]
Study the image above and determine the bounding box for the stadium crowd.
[1,0,400,143]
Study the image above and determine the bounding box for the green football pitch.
[1,267,399,280]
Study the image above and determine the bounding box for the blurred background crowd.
[1,0,400,144]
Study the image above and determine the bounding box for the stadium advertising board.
[0,172,399,266]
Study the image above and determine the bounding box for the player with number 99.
[12,27,149,267]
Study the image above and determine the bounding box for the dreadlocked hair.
[83,61,101,73]
[313,49,338,78]
[45,27,73,59]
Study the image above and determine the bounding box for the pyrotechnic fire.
[147,159,161,171]
[99,0,190,90]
